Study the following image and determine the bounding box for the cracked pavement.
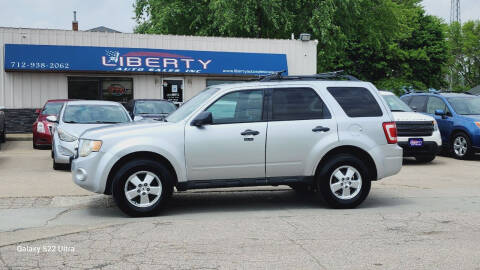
[0,141,480,269]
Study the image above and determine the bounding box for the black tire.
[53,159,62,170]
[0,131,5,143]
[415,155,436,163]
[112,159,174,217]
[316,154,371,209]
[451,132,473,160]
[32,140,38,149]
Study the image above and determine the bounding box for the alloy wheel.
[329,165,362,200]
[453,136,468,157]
[124,171,162,208]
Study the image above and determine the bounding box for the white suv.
[71,74,403,216]
[380,91,442,163]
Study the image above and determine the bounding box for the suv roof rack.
[259,70,359,82]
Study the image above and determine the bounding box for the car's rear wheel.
[112,159,173,217]
[451,132,473,160]
[316,154,371,209]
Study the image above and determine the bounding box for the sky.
[0,0,478,33]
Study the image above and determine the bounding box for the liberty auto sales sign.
[4,44,288,76]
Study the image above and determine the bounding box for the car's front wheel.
[316,154,371,209]
[451,132,473,160]
[112,159,173,217]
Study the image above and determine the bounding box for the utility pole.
[450,0,461,24]
[449,0,461,91]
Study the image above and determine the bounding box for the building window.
[68,77,133,105]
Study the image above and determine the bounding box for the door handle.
[241,129,260,136]
[312,126,330,132]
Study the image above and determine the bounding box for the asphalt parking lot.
[0,141,479,269]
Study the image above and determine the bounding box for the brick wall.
[3,109,36,133]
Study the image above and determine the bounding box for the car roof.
[65,100,123,106]
[45,99,72,103]
[378,90,395,95]
[213,80,373,91]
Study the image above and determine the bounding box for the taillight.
[382,122,398,144]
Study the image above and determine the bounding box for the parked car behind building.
[401,92,480,159]
[33,99,68,149]
[71,74,403,217]
[379,91,441,163]
[48,100,131,170]
[125,99,177,121]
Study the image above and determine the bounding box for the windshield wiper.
[64,120,78,123]
[92,121,123,124]
[391,110,405,112]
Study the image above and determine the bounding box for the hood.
[392,111,434,122]
[458,115,480,121]
[80,120,172,140]
[60,123,115,138]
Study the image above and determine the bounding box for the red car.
[32,99,69,149]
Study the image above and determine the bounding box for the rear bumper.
[398,141,440,157]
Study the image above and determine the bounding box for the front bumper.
[53,139,77,164]
[72,151,112,194]
[398,141,440,157]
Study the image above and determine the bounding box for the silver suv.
[71,74,403,216]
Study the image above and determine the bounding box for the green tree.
[447,20,480,91]
[134,0,449,92]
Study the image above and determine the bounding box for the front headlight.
[36,122,45,133]
[433,120,439,131]
[57,128,78,142]
[78,139,102,157]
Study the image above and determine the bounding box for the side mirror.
[35,108,41,115]
[435,109,447,119]
[191,111,212,127]
[46,115,58,123]
[133,115,144,121]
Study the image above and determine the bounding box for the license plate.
[409,138,423,147]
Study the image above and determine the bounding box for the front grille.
[396,121,434,137]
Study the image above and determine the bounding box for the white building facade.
[0,27,317,132]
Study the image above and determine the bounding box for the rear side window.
[327,87,383,117]
[400,95,412,105]
[271,88,331,121]
[409,96,428,112]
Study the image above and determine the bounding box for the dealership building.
[0,26,317,133]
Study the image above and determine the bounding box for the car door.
[265,87,337,177]
[185,89,267,181]
[426,96,453,142]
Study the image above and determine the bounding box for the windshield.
[42,102,64,115]
[166,87,220,123]
[134,100,177,115]
[447,97,480,115]
[381,94,412,112]
[63,104,130,124]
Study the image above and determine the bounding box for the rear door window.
[409,96,428,112]
[327,87,383,117]
[271,88,331,121]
